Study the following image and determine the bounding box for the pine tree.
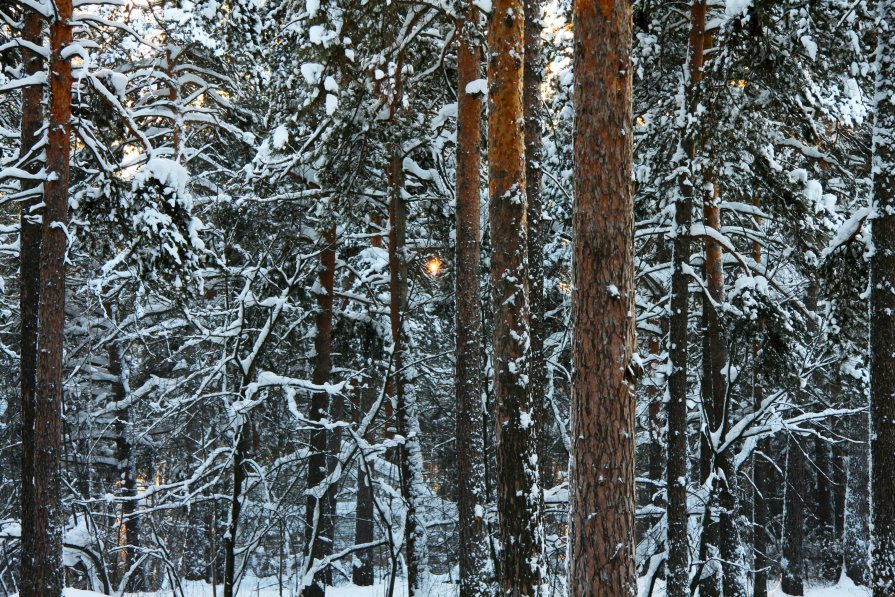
[27,0,73,593]
[871,1,895,594]
[302,222,337,597]
[666,3,709,594]
[455,1,492,594]
[524,0,547,485]
[16,7,43,596]
[567,0,636,594]
[487,0,545,591]
[782,436,806,595]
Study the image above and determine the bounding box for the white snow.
[272,124,289,149]
[326,93,339,115]
[301,62,324,85]
[41,573,870,597]
[725,0,751,17]
[134,158,190,195]
[821,207,870,259]
[637,578,869,597]
[472,0,491,12]
[465,78,487,96]
[309,24,325,45]
[801,35,818,60]
[109,71,128,98]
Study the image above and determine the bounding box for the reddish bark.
[567,0,636,595]
[487,0,545,591]
[26,1,74,594]
[455,3,491,595]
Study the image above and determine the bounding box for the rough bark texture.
[25,1,72,593]
[524,0,547,487]
[871,3,895,594]
[302,224,337,597]
[753,446,772,597]
[702,180,746,597]
[833,427,847,545]
[815,434,839,582]
[665,3,707,595]
[455,5,492,595]
[487,0,545,591]
[566,1,636,596]
[352,324,377,587]
[18,8,44,597]
[845,407,871,586]
[782,437,806,596]
[389,150,429,596]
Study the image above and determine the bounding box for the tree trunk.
[702,179,747,597]
[388,149,429,596]
[753,447,772,597]
[352,324,377,587]
[815,434,839,582]
[223,416,250,597]
[487,0,545,591]
[751,206,772,597]
[781,436,805,596]
[455,4,492,595]
[567,1,636,596]
[301,224,337,597]
[109,342,142,591]
[844,407,870,586]
[698,287,722,597]
[523,0,548,487]
[833,424,847,547]
[665,2,708,595]
[25,1,73,594]
[871,3,895,594]
[18,7,44,597]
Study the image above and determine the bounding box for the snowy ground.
[57,575,871,597]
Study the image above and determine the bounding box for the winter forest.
[3,0,895,595]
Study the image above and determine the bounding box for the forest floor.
[57,574,871,597]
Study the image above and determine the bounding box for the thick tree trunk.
[833,423,847,546]
[352,325,377,587]
[815,434,839,582]
[702,180,747,597]
[487,0,545,591]
[25,1,73,594]
[845,407,870,586]
[455,5,492,595]
[567,2,636,595]
[753,446,772,597]
[18,8,44,597]
[302,224,337,597]
[388,150,429,596]
[665,3,708,595]
[781,437,806,596]
[871,3,895,594]
[523,0,548,487]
